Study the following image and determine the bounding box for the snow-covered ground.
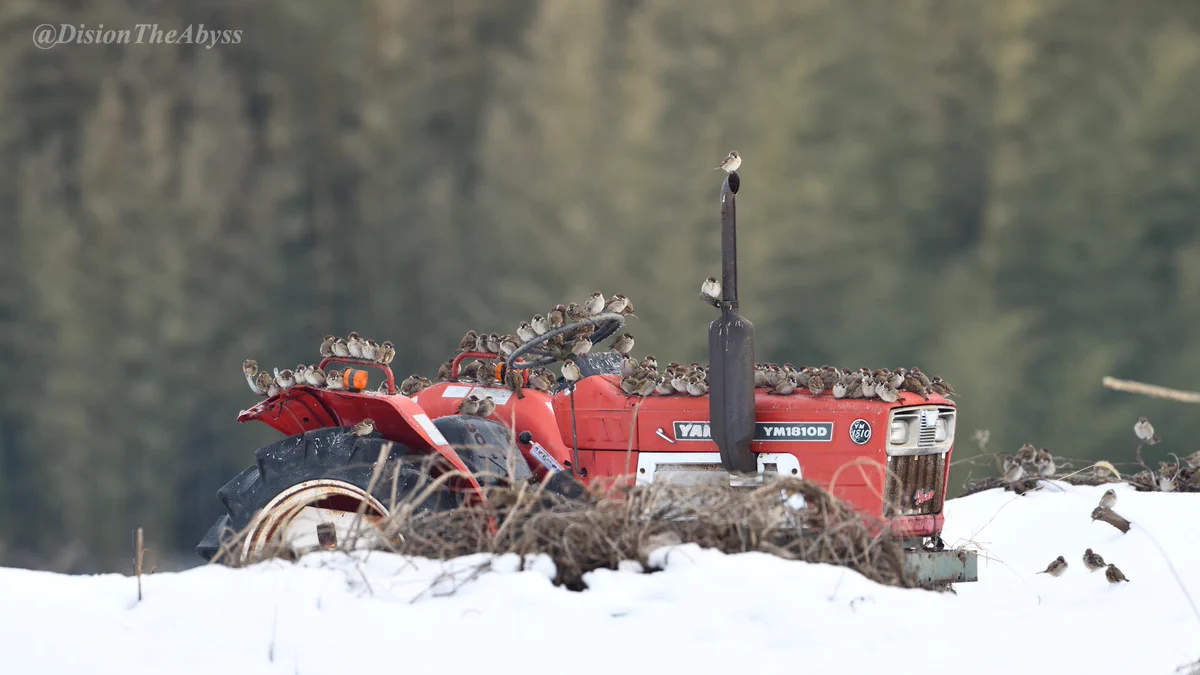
[3,483,1198,675]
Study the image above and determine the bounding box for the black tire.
[431,415,533,488]
[196,426,455,562]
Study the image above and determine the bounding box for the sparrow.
[754,366,767,388]
[1090,506,1131,534]
[243,359,263,394]
[901,372,930,400]
[504,366,525,399]
[1083,548,1106,572]
[347,332,364,359]
[517,322,537,344]
[700,276,721,307]
[861,375,878,399]
[486,333,502,354]
[476,396,497,418]
[1157,462,1179,492]
[583,291,605,316]
[436,360,454,381]
[1105,563,1129,584]
[671,370,689,393]
[887,369,905,390]
[548,305,567,330]
[266,378,282,396]
[1134,417,1160,445]
[610,333,635,355]
[319,336,336,358]
[561,360,582,383]
[686,376,709,397]
[346,418,375,438]
[769,374,798,396]
[306,367,327,388]
[457,395,481,416]
[807,371,825,396]
[602,294,629,315]
[1184,450,1200,471]
[620,376,642,396]
[714,150,741,173]
[476,361,497,386]
[332,338,350,358]
[460,360,482,380]
[399,375,428,397]
[655,375,675,396]
[618,296,637,317]
[911,367,932,389]
[499,335,520,358]
[1002,456,1024,482]
[570,337,593,357]
[376,340,396,365]
[362,339,380,361]
[1035,448,1056,477]
[1036,556,1068,577]
[275,368,296,390]
[1099,488,1117,509]
[640,355,658,371]
[325,370,344,390]
[1017,444,1038,464]
[253,371,273,396]
[528,369,555,392]
[929,376,957,397]
[531,315,549,336]
[620,355,637,378]
[875,380,900,403]
[832,380,849,399]
[458,330,479,353]
[636,377,657,397]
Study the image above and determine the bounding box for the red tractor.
[198,172,978,585]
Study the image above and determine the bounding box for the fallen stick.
[1091,506,1132,534]
[1102,376,1200,404]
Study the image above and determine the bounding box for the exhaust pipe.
[708,172,757,474]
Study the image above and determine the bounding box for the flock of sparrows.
[241,331,396,397]
[999,443,1059,481]
[753,363,955,401]
[616,357,710,397]
[1036,488,1132,584]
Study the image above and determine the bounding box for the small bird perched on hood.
[319,336,336,358]
[769,374,798,396]
[332,338,350,358]
[655,375,675,396]
[1037,556,1068,577]
[583,291,605,316]
[807,371,825,396]
[686,375,709,397]
[1099,488,1118,509]
[345,418,375,438]
[1105,563,1129,583]
[1083,548,1106,572]
[874,379,900,403]
[929,376,956,397]
[561,360,582,383]
[1134,417,1160,445]
[476,396,497,418]
[457,395,481,416]
[243,359,264,394]
[700,276,721,307]
[610,333,635,355]
[714,150,741,173]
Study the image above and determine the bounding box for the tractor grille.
[883,452,946,517]
[917,409,939,448]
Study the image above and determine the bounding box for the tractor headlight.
[890,421,909,445]
[934,418,948,443]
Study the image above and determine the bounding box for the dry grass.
[212,473,924,592]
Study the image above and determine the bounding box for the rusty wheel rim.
[242,479,389,561]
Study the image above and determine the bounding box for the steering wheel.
[504,312,626,372]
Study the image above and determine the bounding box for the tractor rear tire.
[196,426,455,563]
[430,415,533,488]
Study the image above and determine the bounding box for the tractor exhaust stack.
[708,172,757,474]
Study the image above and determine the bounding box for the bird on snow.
[1036,556,1068,577]
[1083,548,1106,572]
[1105,563,1130,584]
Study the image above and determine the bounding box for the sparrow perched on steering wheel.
[584,291,605,316]
[602,294,629,315]
[548,305,567,330]
[531,315,549,336]
[517,322,537,344]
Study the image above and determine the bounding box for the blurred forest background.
[1,0,1199,573]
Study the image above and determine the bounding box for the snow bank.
[2,483,1197,675]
